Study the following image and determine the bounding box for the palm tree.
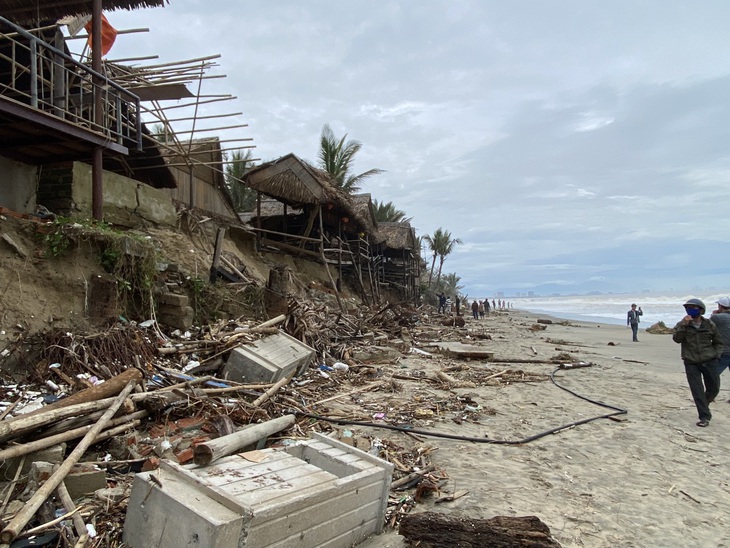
[441,273,463,297]
[372,199,410,223]
[423,228,458,289]
[318,123,384,194]
[225,149,257,211]
[423,229,444,289]
[435,230,462,286]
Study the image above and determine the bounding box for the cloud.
[104,1,730,295]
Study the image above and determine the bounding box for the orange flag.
[85,14,118,56]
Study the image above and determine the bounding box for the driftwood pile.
[0,300,570,546]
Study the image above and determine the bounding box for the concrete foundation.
[222,331,315,384]
[123,433,393,548]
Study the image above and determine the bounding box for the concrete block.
[222,331,315,383]
[157,307,195,330]
[0,444,65,478]
[123,469,244,548]
[156,292,190,307]
[124,434,393,548]
[63,464,107,500]
[95,486,127,504]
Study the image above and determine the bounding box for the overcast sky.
[102,1,730,297]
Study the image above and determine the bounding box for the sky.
[98,1,730,297]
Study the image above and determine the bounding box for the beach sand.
[354,309,730,547]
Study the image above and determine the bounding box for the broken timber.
[398,512,562,547]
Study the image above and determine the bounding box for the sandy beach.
[355,308,730,548]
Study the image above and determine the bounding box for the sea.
[510,292,729,327]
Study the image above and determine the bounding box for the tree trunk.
[22,368,143,419]
[399,512,562,548]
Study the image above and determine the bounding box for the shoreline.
[359,307,729,547]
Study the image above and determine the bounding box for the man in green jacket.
[673,298,724,427]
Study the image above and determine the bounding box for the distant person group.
[436,293,512,318]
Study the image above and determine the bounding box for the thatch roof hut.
[0,1,168,26]
[377,222,418,252]
[244,153,373,236]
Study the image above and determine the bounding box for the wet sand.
[358,309,730,547]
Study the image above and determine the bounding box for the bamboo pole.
[0,380,138,544]
[55,471,88,539]
[0,397,125,444]
[20,368,143,418]
[251,375,292,407]
[0,413,146,461]
[193,415,295,466]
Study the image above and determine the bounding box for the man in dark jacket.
[673,298,724,427]
[627,303,643,342]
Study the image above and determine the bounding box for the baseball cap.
[716,297,730,308]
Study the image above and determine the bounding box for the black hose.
[292,365,628,445]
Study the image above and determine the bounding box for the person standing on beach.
[485,299,490,315]
[455,296,461,316]
[627,303,643,342]
[710,297,730,379]
[437,292,446,314]
[672,298,723,427]
[445,296,452,315]
[478,300,485,318]
[471,299,479,319]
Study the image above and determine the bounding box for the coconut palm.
[225,149,257,211]
[424,228,462,288]
[423,229,445,289]
[318,123,384,194]
[435,230,462,286]
[372,199,410,223]
[440,273,463,298]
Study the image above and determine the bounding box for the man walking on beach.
[672,298,723,427]
[710,297,730,379]
[627,303,643,342]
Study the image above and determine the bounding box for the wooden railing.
[0,16,141,149]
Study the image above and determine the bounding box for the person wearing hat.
[626,303,643,342]
[672,298,724,427]
[710,297,730,379]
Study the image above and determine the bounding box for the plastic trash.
[319,364,334,372]
[182,360,200,372]
[410,347,433,357]
[333,362,349,372]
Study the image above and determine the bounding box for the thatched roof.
[244,153,375,235]
[378,222,417,251]
[244,153,346,208]
[350,193,386,243]
[0,1,168,26]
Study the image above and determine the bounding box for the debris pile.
[0,298,564,546]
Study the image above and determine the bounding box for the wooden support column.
[91,0,103,221]
[318,206,344,312]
